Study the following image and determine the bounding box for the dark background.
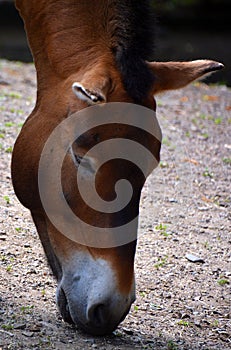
[0,0,230,85]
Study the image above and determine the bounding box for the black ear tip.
[210,61,224,72]
[203,61,224,74]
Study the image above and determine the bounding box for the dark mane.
[113,0,156,103]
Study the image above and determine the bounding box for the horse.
[12,0,223,335]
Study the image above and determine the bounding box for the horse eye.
[78,156,95,174]
[70,148,96,175]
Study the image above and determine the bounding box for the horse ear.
[148,60,224,95]
[72,67,111,105]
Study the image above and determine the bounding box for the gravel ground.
[0,60,230,350]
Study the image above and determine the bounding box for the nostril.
[87,303,108,327]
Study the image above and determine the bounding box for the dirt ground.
[0,60,230,349]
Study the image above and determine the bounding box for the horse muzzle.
[56,255,135,335]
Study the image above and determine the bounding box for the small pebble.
[186,253,205,263]
[13,323,26,330]
[122,327,134,335]
[22,331,34,337]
